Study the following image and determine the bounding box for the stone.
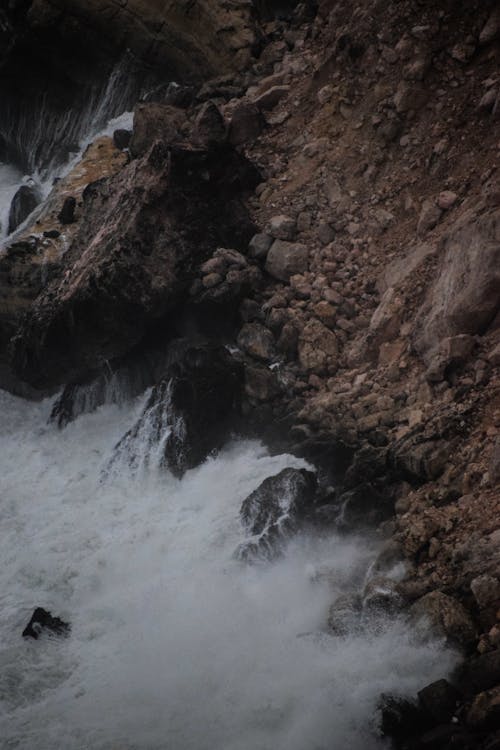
[458,651,500,695]
[229,101,263,146]
[244,363,281,401]
[202,272,223,288]
[8,184,40,234]
[471,574,500,609]
[129,103,185,158]
[237,323,275,362]
[378,695,428,742]
[248,232,273,259]
[410,591,476,648]
[478,88,498,113]
[265,240,309,282]
[108,346,243,479]
[489,438,500,486]
[22,607,70,639]
[313,301,336,328]
[253,85,290,110]
[418,679,460,723]
[338,483,393,529]
[298,319,338,374]
[277,322,299,358]
[113,128,131,150]
[437,191,458,210]
[425,334,475,382]
[479,8,500,46]
[362,577,403,616]
[268,214,296,241]
[192,100,226,145]
[467,687,500,729]
[415,208,500,362]
[394,82,428,113]
[417,199,442,236]
[57,196,76,225]
[236,468,318,560]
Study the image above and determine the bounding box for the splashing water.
[0,388,457,750]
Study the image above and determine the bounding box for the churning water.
[0,388,457,750]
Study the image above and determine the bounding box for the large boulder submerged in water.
[236,467,318,561]
[107,345,244,479]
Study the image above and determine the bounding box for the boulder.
[236,467,318,560]
[8,184,40,234]
[192,101,226,146]
[409,591,476,648]
[248,232,273,259]
[22,607,70,639]
[229,101,264,146]
[108,345,243,479]
[418,679,460,723]
[129,103,185,158]
[237,322,275,362]
[298,319,338,374]
[470,574,500,610]
[265,239,309,281]
[268,214,296,241]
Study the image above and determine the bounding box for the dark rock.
[22,607,70,639]
[244,362,281,402]
[418,679,460,723]
[192,101,226,146]
[2,141,260,390]
[248,232,273,259]
[129,103,185,158]
[378,694,429,742]
[58,196,76,225]
[237,322,276,361]
[410,591,476,649]
[236,467,318,560]
[456,651,500,696]
[467,686,500,730]
[43,229,61,239]
[8,184,40,234]
[337,482,393,529]
[113,128,131,150]
[229,101,264,146]
[362,576,404,616]
[108,345,243,479]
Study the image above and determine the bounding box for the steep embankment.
[0,0,500,746]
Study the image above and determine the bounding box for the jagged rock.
[109,345,243,478]
[237,323,275,362]
[409,591,476,648]
[236,467,318,560]
[57,196,76,225]
[337,482,393,529]
[129,103,185,158]
[265,239,309,281]
[22,607,70,639]
[8,184,39,234]
[470,574,500,610]
[298,319,338,374]
[192,101,226,146]
[425,334,475,382]
[1,141,259,390]
[229,101,264,146]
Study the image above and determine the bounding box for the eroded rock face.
[236,467,318,560]
[0,131,259,390]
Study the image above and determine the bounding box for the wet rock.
[409,591,476,648]
[8,184,40,234]
[418,679,460,723]
[57,196,76,225]
[229,101,263,146]
[236,467,318,560]
[378,694,427,742]
[457,651,500,695]
[113,129,131,150]
[109,346,243,479]
[328,593,362,635]
[362,577,403,616]
[22,607,70,639]
[237,322,275,362]
[265,239,309,281]
[338,482,393,529]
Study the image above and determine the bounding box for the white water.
[0,163,24,240]
[0,389,457,750]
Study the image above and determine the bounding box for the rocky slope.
[1,0,500,746]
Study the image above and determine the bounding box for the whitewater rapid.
[0,388,457,750]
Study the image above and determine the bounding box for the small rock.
[471,574,500,609]
[192,100,226,145]
[248,232,273,259]
[22,608,70,639]
[237,323,275,362]
[253,85,290,111]
[417,199,442,236]
[202,272,223,288]
[58,196,77,225]
[265,240,309,282]
[268,214,296,241]
[437,191,458,210]
[229,101,263,146]
[467,686,500,728]
[418,679,460,723]
[8,184,40,234]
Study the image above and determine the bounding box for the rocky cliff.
[1,0,500,746]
